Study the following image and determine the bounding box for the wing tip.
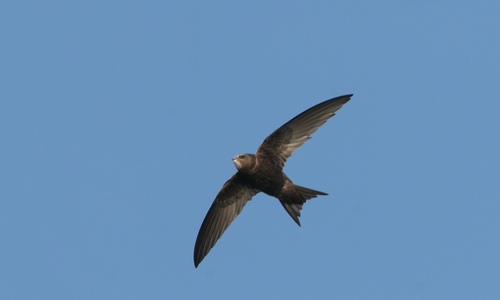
[331,94,353,104]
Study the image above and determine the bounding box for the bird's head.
[232,153,256,172]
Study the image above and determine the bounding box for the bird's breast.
[242,164,285,197]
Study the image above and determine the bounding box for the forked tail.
[279,184,328,226]
[294,184,328,199]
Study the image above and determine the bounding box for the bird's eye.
[240,155,245,159]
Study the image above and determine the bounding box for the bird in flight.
[194,94,353,267]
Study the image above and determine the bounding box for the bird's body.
[194,94,353,267]
[235,153,284,196]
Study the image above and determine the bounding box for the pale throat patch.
[232,156,242,169]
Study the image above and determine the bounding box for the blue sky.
[2,1,499,299]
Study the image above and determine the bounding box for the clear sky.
[2,1,499,299]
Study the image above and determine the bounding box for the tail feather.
[294,184,328,199]
[279,184,328,226]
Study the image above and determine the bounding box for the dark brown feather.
[194,173,258,267]
[193,94,352,267]
[257,94,352,168]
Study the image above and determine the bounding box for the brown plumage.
[194,94,353,267]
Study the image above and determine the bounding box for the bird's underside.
[194,94,352,267]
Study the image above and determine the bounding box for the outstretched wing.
[256,94,352,168]
[194,173,259,267]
